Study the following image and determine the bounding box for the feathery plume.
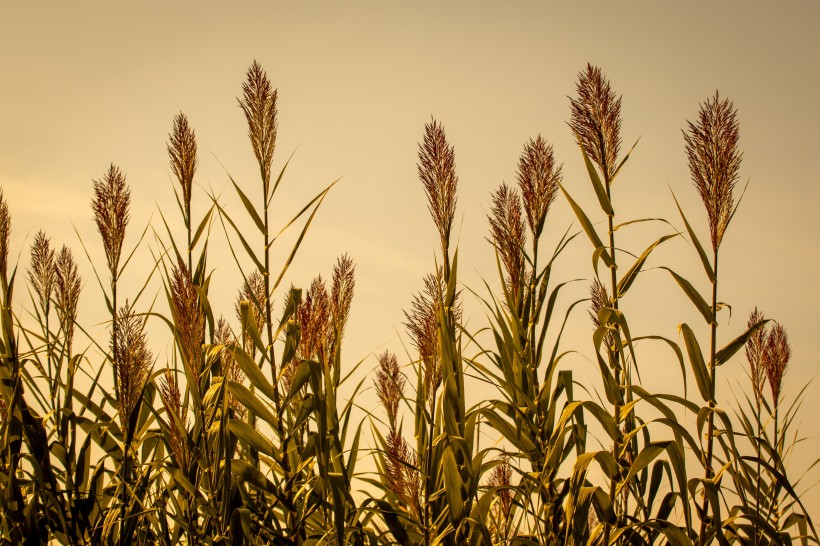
[167,112,198,220]
[281,277,330,390]
[404,270,461,401]
[418,118,458,250]
[764,323,790,406]
[683,91,742,251]
[297,276,331,362]
[170,258,205,382]
[569,64,622,182]
[328,254,355,362]
[27,231,56,314]
[92,164,130,278]
[112,302,152,438]
[376,350,404,429]
[589,278,615,351]
[215,317,245,417]
[330,254,355,340]
[745,308,767,403]
[488,455,513,525]
[0,188,10,282]
[405,273,441,399]
[516,135,561,238]
[588,278,609,328]
[385,429,422,519]
[159,370,189,469]
[488,183,526,295]
[239,60,278,193]
[235,271,267,353]
[55,246,81,356]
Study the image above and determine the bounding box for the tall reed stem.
[603,172,622,546]
[698,250,718,545]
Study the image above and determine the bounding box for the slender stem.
[112,273,124,546]
[698,250,719,545]
[754,394,761,546]
[187,211,192,278]
[772,405,780,530]
[423,387,437,546]
[262,171,295,542]
[45,312,53,410]
[112,277,119,399]
[120,439,128,546]
[604,175,622,546]
[529,241,540,404]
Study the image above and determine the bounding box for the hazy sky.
[2,2,818,521]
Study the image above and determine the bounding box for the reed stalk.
[570,63,624,544]
[683,92,741,544]
[91,163,131,546]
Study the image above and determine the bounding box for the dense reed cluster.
[0,60,815,546]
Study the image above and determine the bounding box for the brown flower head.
[214,317,245,417]
[683,91,742,252]
[281,277,330,390]
[488,183,526,296]
[235,271,267,350]
[376,350,404,429]
[55,246,82,356]
[297,276,331,362]
[404,269,461,402]
[330,254,355,339]
[170,258,205,382]
[159,369,189,469]
[569,64,622,183]
[588,278,610,328]
[589,278,615,352]
[764,322,790,406]
[418,118,458,251]
[112,302,152,438]
[744,308,767,403]
[167,112,198,220]
[328,254,355,362]
[488,455,513,523]
[27,231,56,315]
[92,164,130,278]
[0,188,10,281]
[516,135,561,239]
[385,428,421,519]
[239,60,278,193]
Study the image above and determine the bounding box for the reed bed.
[0,61,816,546]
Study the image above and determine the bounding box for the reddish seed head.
[376,350,404,429]
[112,302,152,437]
[569,64,622,182]
[516,135,561,238]
[170,258,205,382]
[683,91,742,251]
[27,230,56,314]
[239,60,278,192]
[764,322,790,406]
[745,308,767,403]
[235,271,267,350]
[55,246,82,356]
[159,369,189,469]
[0,188,11,281]
[167,112,198,217]
[418,118,458,251]
[92,164,130,278]
[488,183,526,297]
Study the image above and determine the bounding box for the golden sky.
[2,1,818,520]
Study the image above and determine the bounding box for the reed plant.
[0,61,817,546]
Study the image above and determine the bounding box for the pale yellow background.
[1,1,818,524]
